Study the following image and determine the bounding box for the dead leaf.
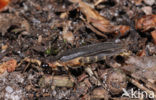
[69,0,129,36]
[0,0,10,11]
[0,59,17,74]
[151,30,156,44]
[137,49,146,57]
[135,14,156,31]
[94,0,107,6]
[76,0,117,32]
[117,25,130,36]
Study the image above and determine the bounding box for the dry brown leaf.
[135,14,156,31]
[69,0,129,36]
[94,0,107,6]
[0,59,17,74]
[137,49,146,57]
[89,18,118,33]
[117,25,130,36]
[151,30,156,44]
[0,0,10,11]
[76,0,117,32]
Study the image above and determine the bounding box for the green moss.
[45,48,52,55]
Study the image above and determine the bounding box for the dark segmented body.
[79,56,106,64]
[79,48,124,64]
[58,42,123,62]
[48,42,125,68]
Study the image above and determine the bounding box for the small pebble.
[38,35,42,43]
[62,31,74,44]
[142,6,152,15]
[143,0,155,5]
[5,86,13,93]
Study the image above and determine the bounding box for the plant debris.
[0,59,17,74]
[39,75,74,88]
[0,0,10,11]
[135,14,156,31]
[69,0,130,37]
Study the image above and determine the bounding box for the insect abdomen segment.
[79,55,107,64]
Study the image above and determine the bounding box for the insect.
[48,42,125,68]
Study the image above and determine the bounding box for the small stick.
[127,77,156,98]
